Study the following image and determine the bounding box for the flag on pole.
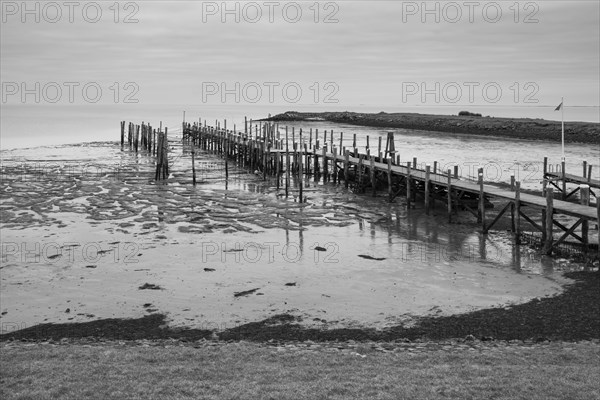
[555,102,563,111]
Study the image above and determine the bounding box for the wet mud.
[1,141,597,341]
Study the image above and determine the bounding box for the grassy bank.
[265,111,600,144]
[2,340,599,400]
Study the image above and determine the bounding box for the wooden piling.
[387,158,392,202]
[304,143,309,175]
[322,146,328,181]
[370,156,376,196]
[358,155,363,189]
[543,188,554,254]
[478,170,485,230]
[191,150,196,185]
[285,129,290,197]
[580,184,589,248]
[425,164,431,214]
[542,156,548,195]
[447,169,452,223]
[333,148,338,184]
[344,150,350,189]
[406,162,412,208]
[120,121,125,148]
[298,146,303,202]
[135,125,140,153]
[514,181,521,244]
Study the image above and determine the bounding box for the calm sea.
[1,103,598,150]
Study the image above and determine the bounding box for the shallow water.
[1,135,591,332]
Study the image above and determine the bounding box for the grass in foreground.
[1,341,599,400]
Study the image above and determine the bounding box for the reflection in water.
[1,141,590,281]
[2,140,590,329]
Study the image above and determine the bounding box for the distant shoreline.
[263,111,600,144]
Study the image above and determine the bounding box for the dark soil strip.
[264,111,599,144]
[2,272,598,343]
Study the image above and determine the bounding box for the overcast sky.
[1,1,599,114]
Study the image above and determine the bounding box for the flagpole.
[561,97,564,161]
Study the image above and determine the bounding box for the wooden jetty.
[543,157,599,200]
[129,118,598,257]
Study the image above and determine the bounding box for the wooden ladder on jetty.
[176,120,600,257]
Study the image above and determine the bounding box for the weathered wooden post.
[542,156,548,195]
[413,157,417,169]
[453,165,459,179]
[275,149,280,190]
[285,128,290,197]
[510,173,515,191]
[580,184,590,249]
[135,125,140,153]
[357,154,363,190]
[387,158,393,202]
[131,122,134,147]
[514,181,521,244]
[543,188,554,254]
[332,147,338,184]
[583,161,587,178]
[447,169,452,223]
[191,150,196,185]
[322,146,327,181]
[385,132,396,161]
[479,170,485,231]
[352,133,356,149]
[298,146,303,203]
[154,131,161,180]
[120,121,125,148]
[406,162,412,208]
[370,156,376,196]
[164,127,169,179]
[425,164,431,214]
[263,140,268,181]
[344,150,350,189]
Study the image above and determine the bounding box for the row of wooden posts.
[181,118,599,256]
[120,121,169,180]
[183,119,415,203]
[182,119,495,219]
